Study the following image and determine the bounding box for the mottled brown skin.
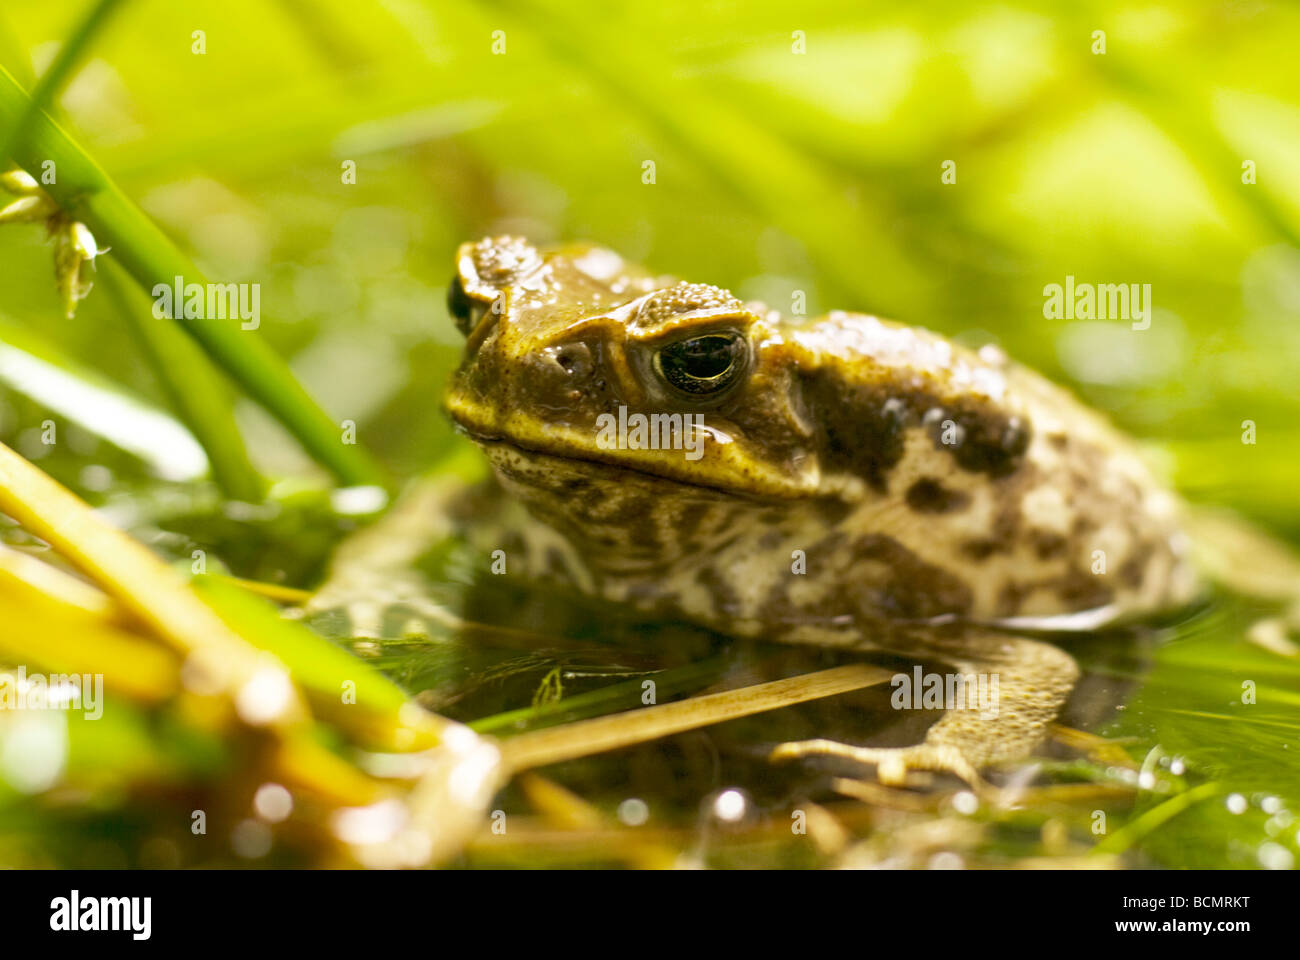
[436,236,1201,785]
[445,236,1197,640]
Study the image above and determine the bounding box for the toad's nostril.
[547,342,593,378]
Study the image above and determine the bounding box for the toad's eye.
[653,332,748,398]
[446,274,476,335]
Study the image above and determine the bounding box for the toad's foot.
[771,631,1080,794]
[771,739,985,791]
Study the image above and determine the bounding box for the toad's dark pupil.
[446,275,475,334]
[658,334,742,395]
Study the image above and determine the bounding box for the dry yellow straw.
[498,662,892,773]
[0,439,307,726]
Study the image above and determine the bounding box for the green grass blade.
[0,63,387,488]
[190,574,450,752]
[100,261,264,501]
[0,0,127,165]
[0,9,34,89]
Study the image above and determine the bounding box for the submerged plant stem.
[1091,781,1223,856]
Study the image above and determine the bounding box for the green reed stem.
[101,261,265,501]
[0,62,387,488]
[0,0,127,166]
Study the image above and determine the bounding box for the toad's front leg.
[771,630,1080,791]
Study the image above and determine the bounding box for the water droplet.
[1258,842,1294,870]
[231,819,272,859]
[618,798,649,826]
[710,788,749,824]
[253,783,293,823]
[951,791,979,815]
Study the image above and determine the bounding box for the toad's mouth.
[451,418,820,501]
[465,429,701,488]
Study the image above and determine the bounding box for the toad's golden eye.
[653,332,748,398]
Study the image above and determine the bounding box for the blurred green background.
[1,0,1297,530]
[1,0,1300,870]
